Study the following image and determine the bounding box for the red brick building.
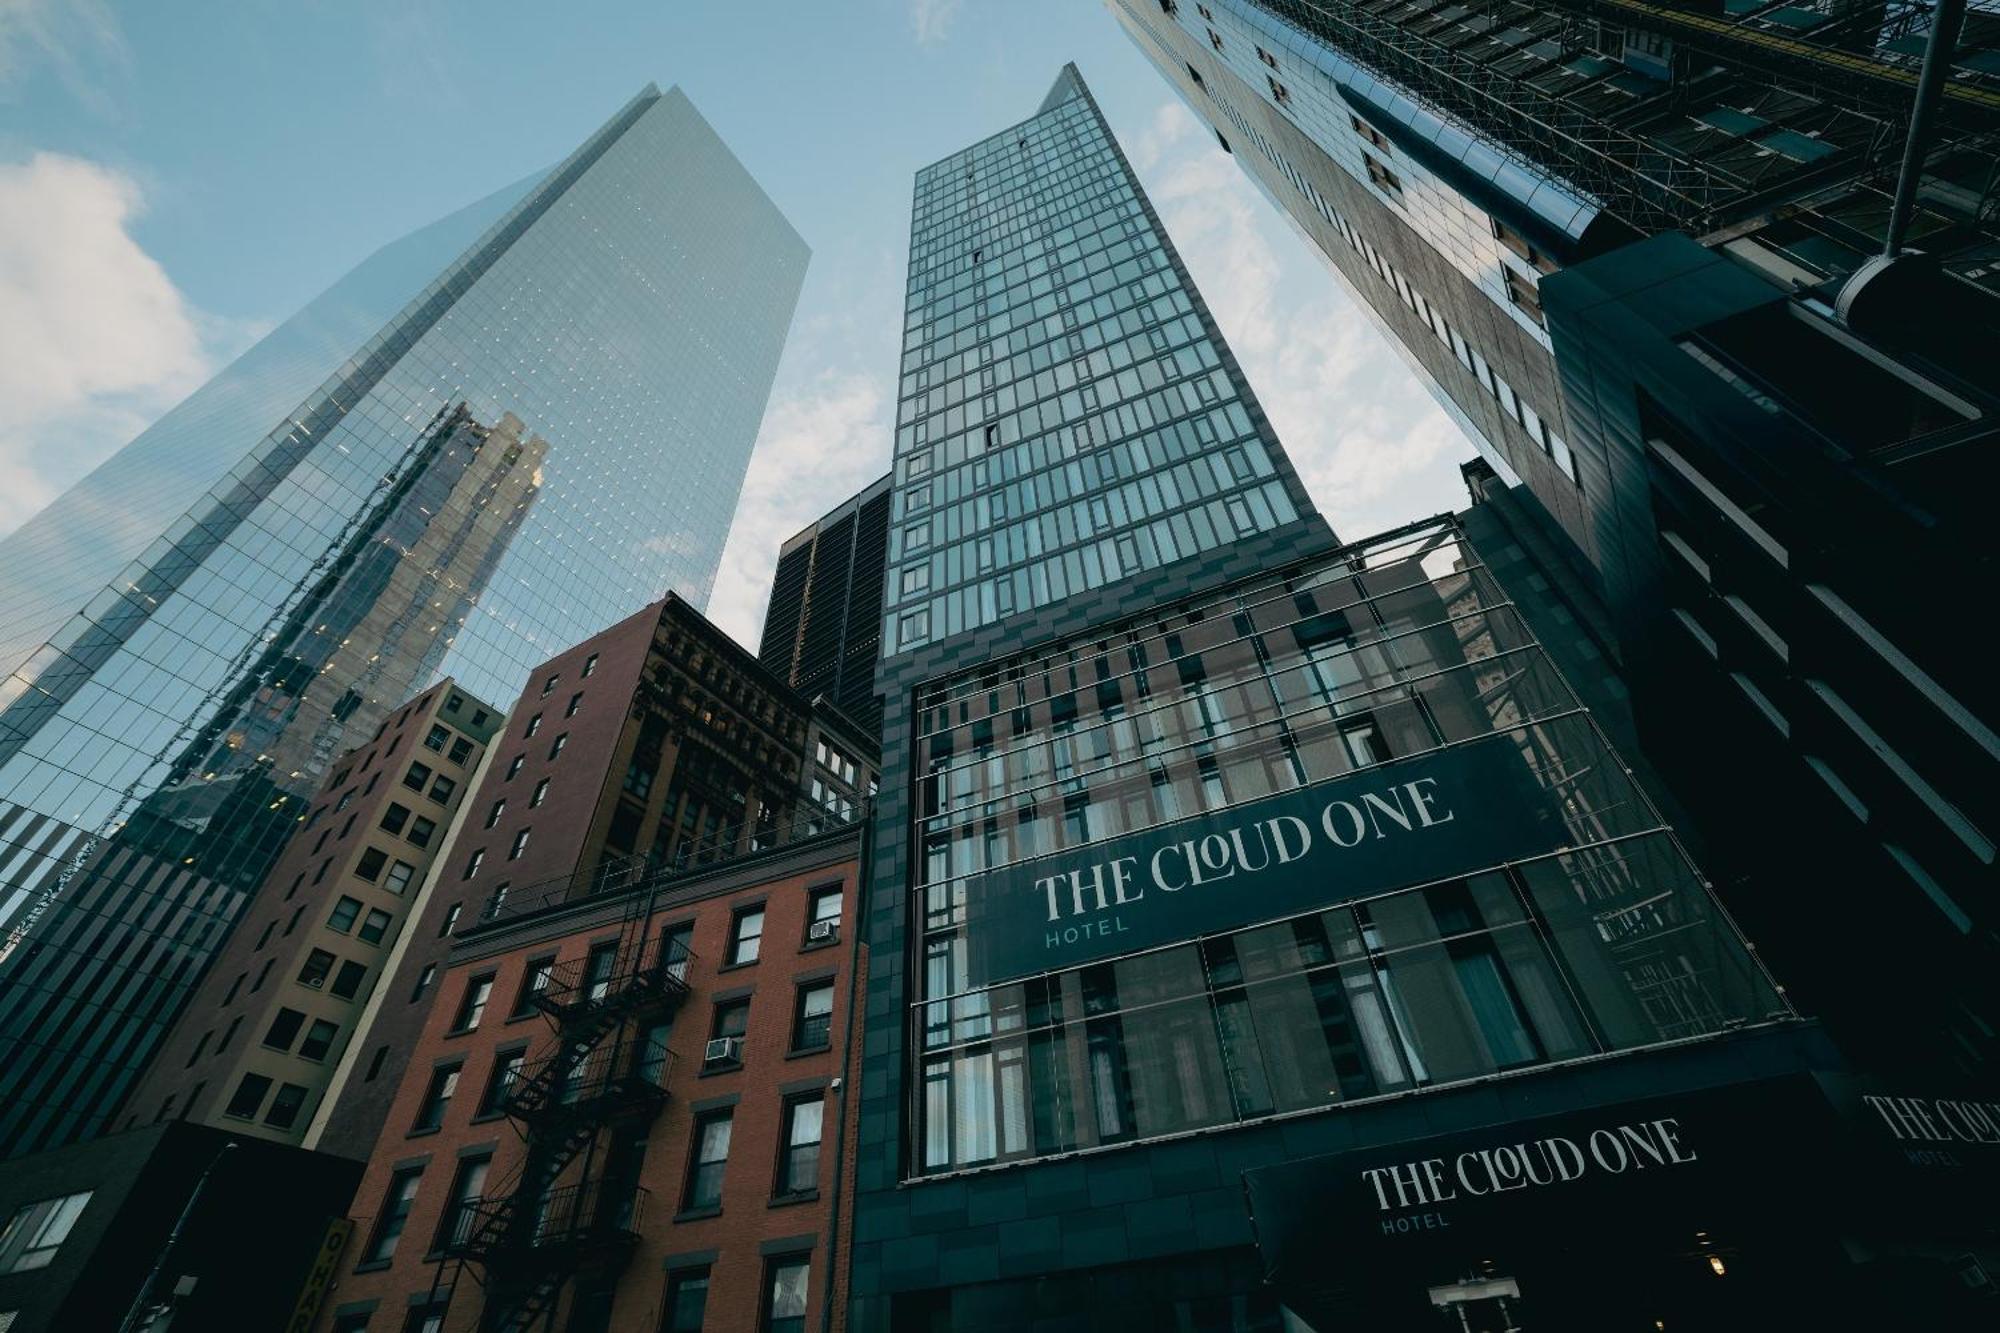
[320,595,876,1167]
[316,826,866,1333]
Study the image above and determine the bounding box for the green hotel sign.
[959,733,1573,986]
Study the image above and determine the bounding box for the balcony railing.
[503,1045,675,1123]
[534,933,693,1022]
[447,1180,649,1263]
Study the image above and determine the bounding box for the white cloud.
[1129,100,1472,541]
[705,369,893,650]
[0,152,222,535]
[909,0,964,46]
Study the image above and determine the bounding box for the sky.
[0,0,1470,652]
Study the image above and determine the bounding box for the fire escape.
[428,893,691,1331]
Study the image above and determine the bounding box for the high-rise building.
[0,83,809,1158]
[305,596,872,1332]
[1110,0,2000,1077]
[311,594,878,1164]
[118,681,500,1147]
[760,474,895,738]
[846,65,1993,1332]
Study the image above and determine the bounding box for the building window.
[663,1269,709,1333]
[1267,75,1290,105]
[792,982,834,1052]
[380,803,410,835]
[530,778,549,808]
[297,949,335,989]
[265,1082,309,1130]
[407,816,437,849]
[328,896,362,933]
[300,1018,338,1061]
[463,849,484,880]
[365,1046,389,1081]
[1363,152,1403,199]
[777,1095,824,1196]
[413,1063,461,1132]
[428,774,455,803]
[356,847,388,882]
[1257,44,1278,68]
[1502,266,1546,326]
[0,1191,92,1273]
[708,998,750,1067]
[1492,216,1557,274]
[263,1007,306,1051]
[506,755,524,780]
[425,724,449,752]
[513,957,556,1017]
[365,1167,424,1263]
[728,906,765,965]
[436,1154,490,1251]
[250,957,275,993]
[452,974,495,1032]
[359,907,393,946]
[508,828,531,861]
[1350,113,1391,151]
[403,761,431,792]
[637,1021,673,1085]
[582,652,599,678]
[439,903,462,937]
[901,566,929,596]
[479,1049,526,1117]
[384,860,415,895]
[1208,27,1223,51]
[548,733,567,760]
[448,736,472,765]
[541,673,560,697]
[684,1111,732,1210]
[565,692,583,718]
[484,798,505,829]
[806,885,841,942]
[764,1255,810,1333]
[184,1030,211,1068]
[332,959,367,999]
[223,1072,272,1120]
[411,963,438,1003]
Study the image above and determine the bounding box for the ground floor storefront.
[865,1037,1999,1332]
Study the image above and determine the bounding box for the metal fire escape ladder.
[434,888,689,1333]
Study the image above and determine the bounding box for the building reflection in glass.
[0,83,807,1155]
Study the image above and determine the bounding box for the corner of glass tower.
[0,82,806,1158]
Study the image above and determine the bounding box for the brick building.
[316,826,866,1333]
[123,683,501,1146]
[319,596,877,1166]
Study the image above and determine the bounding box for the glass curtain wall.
[906,519,1787,1175]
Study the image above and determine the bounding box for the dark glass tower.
[759,473,895,737]
[0,84,808,1156]
[847,64,1830,1333]
[1111,0,2000,1078]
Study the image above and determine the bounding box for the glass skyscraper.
[0,84,807,1156]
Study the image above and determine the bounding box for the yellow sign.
[285,1217,354,1333]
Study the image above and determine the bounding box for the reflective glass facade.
[0,84,807,1156]
[904,520,1784,1174]
[882,67,1319,658]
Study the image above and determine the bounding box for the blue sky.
[0,0,1469,648]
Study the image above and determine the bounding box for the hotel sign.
[957,733,1569,985]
